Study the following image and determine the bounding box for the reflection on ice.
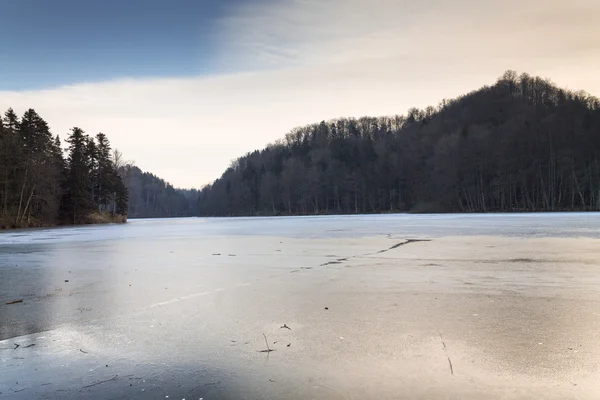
[2,214,600,399]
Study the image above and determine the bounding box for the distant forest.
[197,71,600,215]
[0,108,128,228]
[122,165,198,219]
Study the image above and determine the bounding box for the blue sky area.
[1,0,243,90]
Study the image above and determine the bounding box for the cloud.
[2,0,600,188]
[215,0,600,68]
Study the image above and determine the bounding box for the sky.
[1,0,600,188]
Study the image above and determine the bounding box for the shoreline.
[198,209,600,218]
[0,213,127,231]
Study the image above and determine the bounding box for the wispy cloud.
[215,0,600,68]
[2,0,600,188]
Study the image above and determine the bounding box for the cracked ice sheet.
[2,215,600,399]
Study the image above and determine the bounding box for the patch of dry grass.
[85,212,127,225]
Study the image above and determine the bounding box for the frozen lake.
[2,214,600,399]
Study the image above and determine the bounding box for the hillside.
[197,71,600,216]
[121,165,198,219]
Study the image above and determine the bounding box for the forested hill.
[197,71,600,216]
[0,108,128,228]
[121,165,198,218]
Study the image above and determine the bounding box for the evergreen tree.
[15,109,57,224]
[63,127,93,223]
[114,173,129,216]
[0,109,22,221]
[95,133,116,211]
[85,135,98,205]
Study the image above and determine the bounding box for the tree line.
[121,164,198,218]
[0,108,128,228]
[197,71,600,216]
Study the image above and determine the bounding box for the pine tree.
[43,135,65,221]
[95,133,116,212]
[114,173,129,217]
[0,114,5,218]
[16,109,57,224]
[85,136,98,205]
[63,127,93,223]
[0,109,22,221]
